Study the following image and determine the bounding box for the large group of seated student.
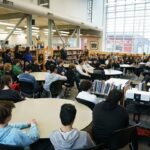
[0,46,144,149]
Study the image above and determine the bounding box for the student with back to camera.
[49,104,95,150]
[0,101,39,149]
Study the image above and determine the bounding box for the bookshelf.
[53,48,85,62]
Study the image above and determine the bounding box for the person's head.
[13,59,20,66]
[4,63,12,73]
[106,89,124,107]
[0,75,12,89]
[78,59,84,65]
[6,49,10,54]
[0,101,15,125]
[60,104,76,126]
[25,47,30,53]
[79,80,92,92]
[25,64,32,73]
[49,64,57,73]
[57,46,60,50]
[48,56,52,60]
[58,59,64,66]
[68,64,75,70]
[14,45,19,52]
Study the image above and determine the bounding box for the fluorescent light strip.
[60,31,69,34]
[61,33,68,36]
[0,32,8,34]
[7,27,22,31]
[40,3,48,6]
[43,29,56,32]
[24,26,39,30]
[32,30,39,33]
[0,22,15,26]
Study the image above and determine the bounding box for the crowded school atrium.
[0,0,150,149]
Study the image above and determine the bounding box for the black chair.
[0,144,24,150]
[19,81,38,98]
[106,125,137,150]
[49,80,63,98]
[76,144,105,150]
[76,97,95,110]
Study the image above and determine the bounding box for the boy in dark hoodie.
[49,104,95,150]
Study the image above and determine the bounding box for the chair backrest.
[76,144,104,150]
[19,81,34,97]
[0,144,24,150]
[107,125,136,149]
[76,97,95,110]
[50,80,63,98]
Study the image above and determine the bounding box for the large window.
[38,0,49,8]
[105,0,150,53]
[87,0,93,22]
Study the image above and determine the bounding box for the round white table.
[104,69,123,76]
[11,99,92,138]
[120,64,134,68]
[30,72,47,81]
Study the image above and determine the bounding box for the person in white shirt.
[77,80,98,104]
[146,58,150,67]
[83,59,94,74]
[76,59,91,78]
[43,65,67,98]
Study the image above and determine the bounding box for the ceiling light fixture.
[0,22,15,26]
[6,26,22,31]
[60,31,69,34]
[24,26,39,30]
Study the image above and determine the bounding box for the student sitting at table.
[0,75,23,102]
[31,59,41,72]
[18,64,39,92]
[92,89,129,145]
[3,63,12,76]
[49,104,95,150]
[76,59,91,79]
[0,101,39,149]
[57,59,66,76]
[43,64,67,98]
[12,59,23,81]
[83,59,94,73]
[45,56,56,71]
[77,80,98,104]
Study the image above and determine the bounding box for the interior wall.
[0,34,27,47]
[50,0,87,22]
[19,0,104,28]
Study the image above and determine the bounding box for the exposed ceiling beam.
[0,12,25,20]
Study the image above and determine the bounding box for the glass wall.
[105,0,150,53]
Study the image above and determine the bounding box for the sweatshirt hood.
[0,125,11,142]
[50,128,79,149]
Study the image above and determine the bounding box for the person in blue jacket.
[0,101,39,149]
[23,47,32,63]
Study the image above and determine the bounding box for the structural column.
[77,26,81,48]
[48,19,53,50]
[27,15,32,46]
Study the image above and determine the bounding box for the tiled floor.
[64,73,150,150]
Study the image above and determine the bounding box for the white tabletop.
[104,69,123,76]
[11,99,92,138]
[30,72,47,81]
[139,62,146,65]
[105,78,129,89]
[120,64,134,68]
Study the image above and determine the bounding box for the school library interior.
[0,0,150,150]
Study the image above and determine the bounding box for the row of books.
[92,80,122,96]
